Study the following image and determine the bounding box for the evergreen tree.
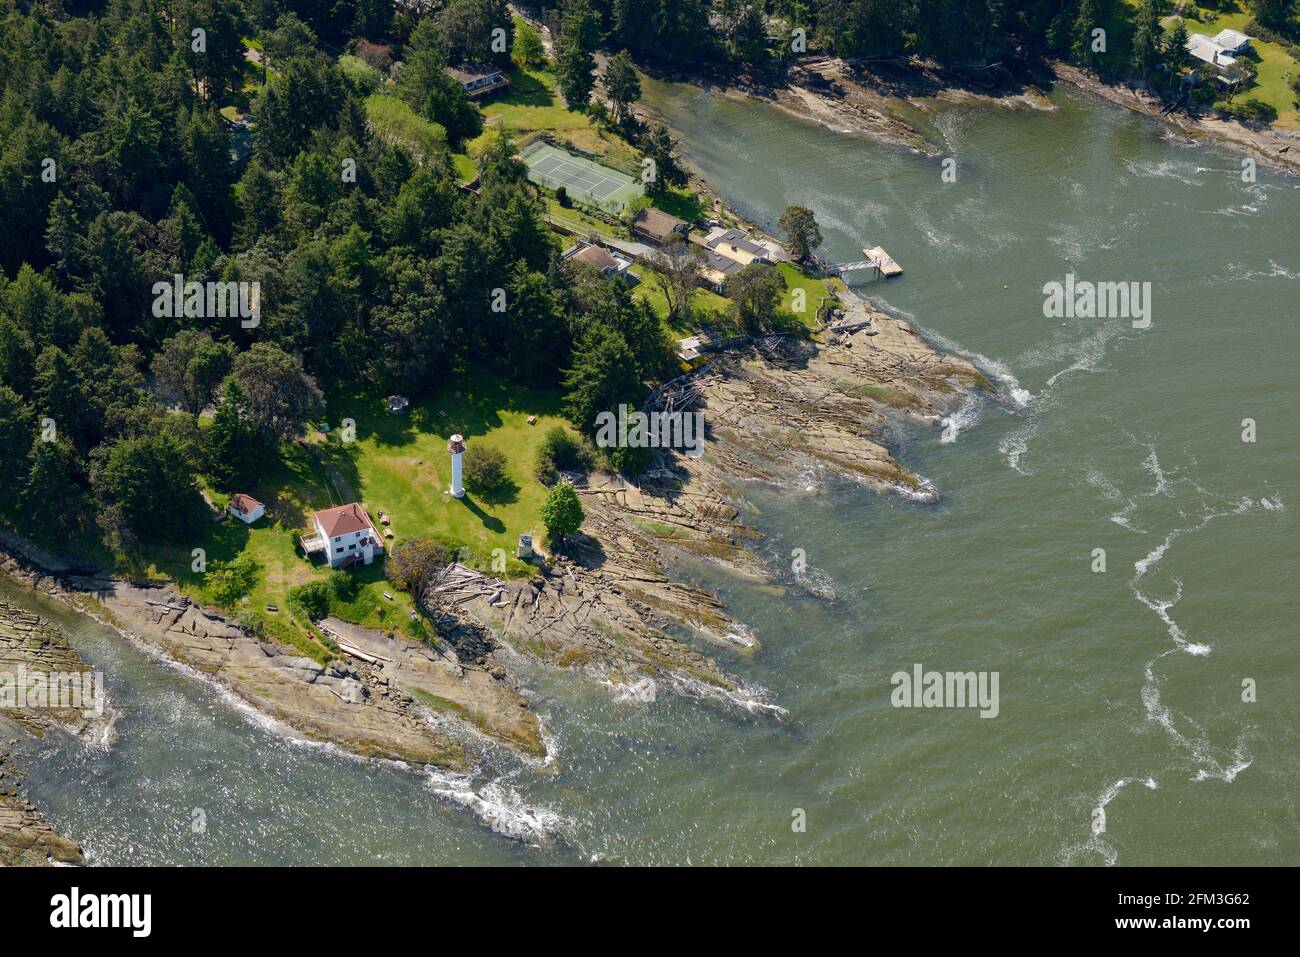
[603,50,641,124]
[206,379,259,489]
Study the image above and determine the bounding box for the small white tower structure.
[448,434,466,498]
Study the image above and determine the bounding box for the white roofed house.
[1186,28,1254,86]
[300,503,384,568]
[445,63,510,99]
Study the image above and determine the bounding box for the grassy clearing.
[125,371,572,658]
[364,93,449,164]
[778,262,842,327]
[646,187,709,222]
[630,266,733,336]
[469,65,640,169]
[1179,8,1299,127]
[546,197,621,238]
[320,370,575,576]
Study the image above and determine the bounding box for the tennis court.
[522,142,643,214]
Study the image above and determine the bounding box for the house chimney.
[448,434,466,498]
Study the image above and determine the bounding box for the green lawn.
[127,372,574,661]
[451,151,478,183]
[646,186,709,222]
[778,262,843,327]
[631,266,733,336]
[320,371,574,575]
[1179,8,1299,127]
[468,65,641,170]
[546,198,621,239]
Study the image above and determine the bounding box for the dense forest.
[0,0,676,552]
[1,0,1295,555]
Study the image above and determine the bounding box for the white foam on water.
[1123,157,1205,187]
[998,427,1033,475]
[1132,579,1213,657]
[667,671,789,719]
[886,310,1033,408]
[939,393,983,444]
[426,769,565,845]
[1206,259,1300,284]
[608,677,658,704]
[889,473,940,503]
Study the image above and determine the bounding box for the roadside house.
[228,493,265,524]
[446,63,510,99]
[301,503,384,569]
[631,207,688,244]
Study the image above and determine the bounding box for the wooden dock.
[864,246,902,277]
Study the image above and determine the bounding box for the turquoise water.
[10,82,1299,865]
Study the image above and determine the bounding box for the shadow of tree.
[470,476,521,506]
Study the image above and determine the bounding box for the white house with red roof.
[228,493,265,524]
[302,503,384,568]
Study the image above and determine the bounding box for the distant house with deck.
[561,240,637,283]
[228,493,265,524]
[446,63,510,98]
[631,207,688,244]
[301,503,384,568]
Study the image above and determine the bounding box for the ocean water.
[8,81,1298,865]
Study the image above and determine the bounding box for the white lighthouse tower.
[448,434,466,498]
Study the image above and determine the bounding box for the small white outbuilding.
[228,493,266,524]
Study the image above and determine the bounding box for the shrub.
[387,538,451,596]
[329,569,360,601]
[1217,97,1278,124]
[540,481,584,542]
[555,186,572,208]
[463,444,508,493]
[288,580,332,620]
[207,554,260,607]
[534,427,594,482]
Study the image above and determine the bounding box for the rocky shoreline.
[0,286,983,791]
[0,597,98,866]
[644,51,1299,178]
[1051,62,1300,175]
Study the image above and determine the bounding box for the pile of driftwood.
[423,563,508,609]
[643,369,707,415]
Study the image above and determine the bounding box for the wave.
[898,317,1032,408]
[426,769,565,845]
[667,671,789,719]
[939,392,983,444]
[1123,157,1206,187]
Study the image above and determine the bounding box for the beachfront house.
[301,503,384,569]
[228,493,265,524]
[561,241,638,283]
[1187,29,1253,83]
[631,207,689,244]
[696,226,783,292]
[446,63,510,99]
